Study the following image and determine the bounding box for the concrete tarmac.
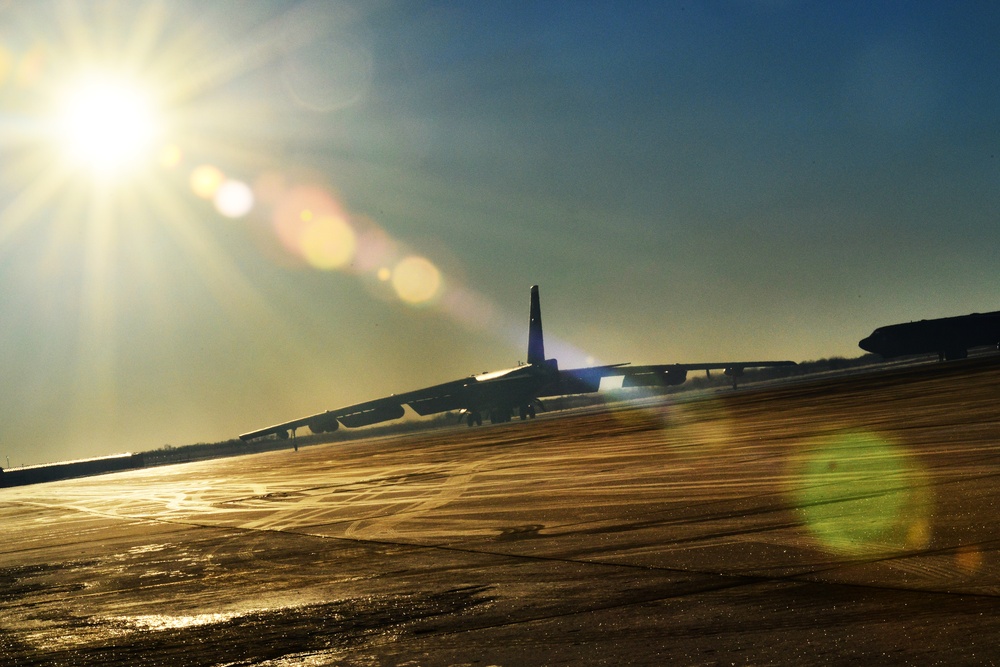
[3,357,1000,665]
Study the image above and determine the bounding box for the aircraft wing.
[238,378,467,442]
[238,395,404,442]
[238,365,545,441]
[240,360,796,440]
[618,360,796,387]
[547,360,796,395]
[239,288,798,441]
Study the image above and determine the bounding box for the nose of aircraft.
[859,334,876,352]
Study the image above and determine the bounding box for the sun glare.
[54,75,160,177]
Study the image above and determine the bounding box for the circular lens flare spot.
[392,256,442,305]
[159,144,182,169]
[955,545,984,574]
[272,186,352,266]
[300,215,356,270]
[790,431,932,557]
[214,179,254,218]
[661,399,732,454]
[190,165,224,199]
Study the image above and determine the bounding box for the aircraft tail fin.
[527,285,545,365]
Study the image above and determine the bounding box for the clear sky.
[1,1,998,465]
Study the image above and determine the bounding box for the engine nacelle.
[660,369,688,386]
[308,413,340,434]
[559,372,602,394]
[622,367,688,387]
[339,403,405,428]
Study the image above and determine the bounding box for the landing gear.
[488,409,505,424]
[466,406,534,427]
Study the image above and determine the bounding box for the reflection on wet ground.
[3,357,1000,665]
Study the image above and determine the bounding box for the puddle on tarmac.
[104,610,251,631]
[7,586,494,666]
[127,543,171,555]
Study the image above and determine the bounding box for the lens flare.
[0,45,12,85]
[271,185,361,270]
[214,179,254,218]
[789,431,932,557]
[190,164,224,199]
[253,171,287,207]
[278,0,372,112]
[17,45,47,85]
[300,214,356,269]
[437,284,503,333]
[661,399,733,453]
[605,394,734,464]
[955,544,984,574]
[353,226,399,273]
[159,144,182,169]
[392,256,441,305]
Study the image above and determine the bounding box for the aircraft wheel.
[466,414,475,427]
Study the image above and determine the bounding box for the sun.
[53,74,161,179]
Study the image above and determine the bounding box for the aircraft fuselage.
[859,310,1000,361]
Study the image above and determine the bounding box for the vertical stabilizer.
[527,285,545,365]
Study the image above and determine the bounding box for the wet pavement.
[3,357,1000,665]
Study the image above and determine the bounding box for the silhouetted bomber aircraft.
[240,286,796,441]
[859,310,1000,361]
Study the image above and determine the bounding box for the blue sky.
[1,1,998,464]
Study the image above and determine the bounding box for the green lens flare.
[791,431,932,557]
